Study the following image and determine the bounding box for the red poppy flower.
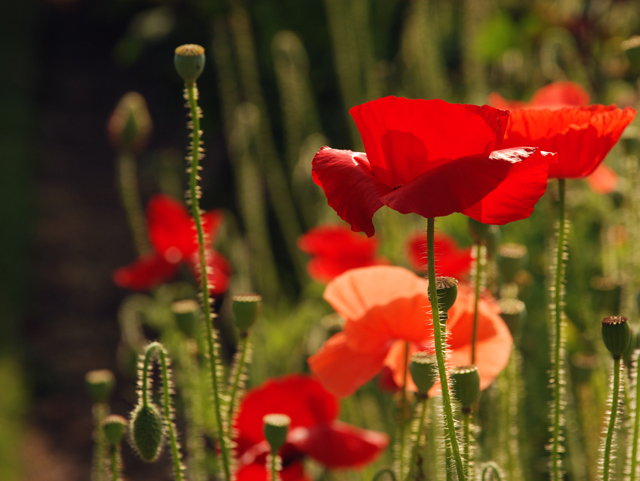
[234,375,388,481]
[406,232,472,279]
[489,81,591,110]
[501,105,636,179]
[312,97,556,237]
[298,224,388,282]
[585,163,618,195]
[308,266,512,397]
[113,195,231,294]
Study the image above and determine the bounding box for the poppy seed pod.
[174,44,205,85]
[497,243,528,284]
[451,365,481,410]
[171,299,200,337]
[468,218,492,244]
[102,414,127,446]
[233,294,262,334]
[107,92,152,153]
[498,298,526,339]
[263,413,291,454]
[130,404,165,462]
[85,369,115,403]
[602,316,631,358]
[409,352,437,395]
[428,276,458,314]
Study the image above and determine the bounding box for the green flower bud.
[85,369,115,403]
[174,44,205,85]
[263,413,290,454]
[233,294,262,334]
[428,277,458,314]
[498,298,526,339]
[497,243,528,284]
[451,365,480,410]
[171,299,200,337]
[468,218,491,244]
[102,414,127,446]
[130,404,165,462]
[409,352,437,395]
[602,316,631,358]
[107,92,152,153]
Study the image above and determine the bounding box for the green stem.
[471,242,485,364]
[373,468,398,481]
[92,402,109,481]
[405,396,429,481]
[551,178,567,481]
[227,334,251,432]
[270,453,279,481]
[463,411,471,477]
[117,151,150,255]
[397,341,409,478]
[603,357,622,481]
[185,83,232,481]
[630,351,640,481]
[110,445,120,481]
[482,462,503,481]
[427,217,466,481]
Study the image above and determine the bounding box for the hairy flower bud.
[409,352,437,395]
[171,299,200,337]
[174,44,205,85]
[602,316,630,358]
[233,294,262,334]
[130,404,165,462]
[107,92,152,153]
[102,414,127,446]
[451,365,480,410]
[85,369,115,403]
[263,413,290,454]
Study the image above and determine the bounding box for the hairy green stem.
[551,178,567,481]
[397,342,409,478]
[471,242,485,364]
[270,454,279,481]
[427,217,466,481]
[117,151,150,255]
[630,351,640,481]
[406,396,429,481]
[110,445,120,481]
[227,334,251,433]
[185,83,232,481]
[482,462,503,481]
[603,357,622,481]
[463,411,471,476]
[373,468,398,481]
[92,402,109,481]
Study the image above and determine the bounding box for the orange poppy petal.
[383,340,419,392]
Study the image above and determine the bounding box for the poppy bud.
[233,294,262,334]
[451,365,480,411]
[263,413,290,454]
[85,369,115,404]
[497,243,528,284]
[428,276,458,314]
[171,299,200,337]
[498,298,526,339]
[174,44,205,85]
[602,316,631,358]
[102,414,127,446]
[409,352,437,395]
[107,92,152,153]
[468,218,491,244]
[130,404,165,462]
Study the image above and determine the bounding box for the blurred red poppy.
[113,195,231,294]
[312,96,556,237]
[308,266,512,397]
[585,163,619,195]
[298,224,388,282]
[406,232,472,279]
[489,81,591,110]
[234,375,388,481]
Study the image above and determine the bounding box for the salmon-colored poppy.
[489,81,591,110]
[113,195,231,294]
[406,232,472,279]
[585,163,619,195]
[308,266,512,397]
[234,375,388,481]
[298,224,388,282]
[501,106,636,179]
[312,97,556,237]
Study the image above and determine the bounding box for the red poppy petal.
[187,249,232,296]
[235,375,339,449]
[147,195,194,260]
[406,232,473,278]
[459,104,510,150]
[488,92,523,111]
[380,147,552,223]
[201,210,224,242]
[236,462,310,481]
[290,422,388,469]
[312,147,391,237]
[586,163,618,195]
[460,148,555,224]
[112,253,179,291]
[529,81,590,109]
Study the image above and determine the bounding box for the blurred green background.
[1,0,640,479]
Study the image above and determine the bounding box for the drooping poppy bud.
[497,243,528,284]
[409,352,437,396]
[174,44,205,85]
[498,298,526,339]
[428,276,458,315]
[130,404,165,462]
[263,413,291,454]
[601,316,631,358]
[107,92,152,153]
[171,299,200,337]
[85,369,115,404]
[102,414,127,446]
[451,365,481,411]
[233,294,262,334]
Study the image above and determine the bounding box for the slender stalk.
[551,178,567,481]
[463,411,471,476]
[373,469,398,481]
[427,217,466,481]
[110,445,120,481]
[630,350,640,481]
[270,454,279,481]
[471,242,485,364]
[185,83,232,481]
[227,334,252,432]
[603,357,622,481]
[117,151,150,255]
[482,462,503,481]
[158,349,185,481]
[405,396,429,481]
[92,402,109,481]
[397,342,410,478]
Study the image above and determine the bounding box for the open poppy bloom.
[308,266,512,397]
[489,81,591,111]
[113,195,231,295]
[312,96,556,237]
[406,232,472,279]
[298,224,388,282]
[234,374,388,481]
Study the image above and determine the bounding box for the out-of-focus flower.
[308,266,512,397]
[234,375,388,481]
[298,224,387,282]
[489,82,591,111]
[113,195,231,295]
[585,164,619,195]
[406,232,472,279]
[312,96,556,237]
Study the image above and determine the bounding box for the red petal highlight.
[406,232,473,279]
[112,253,179,291]
[312,147,391,237]
[290,422,388,468]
